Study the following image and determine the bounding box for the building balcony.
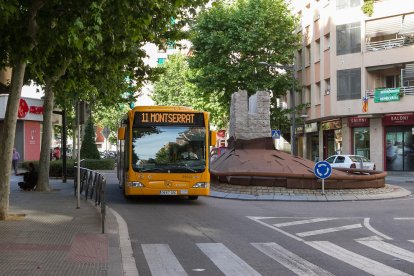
[365,37,414,52]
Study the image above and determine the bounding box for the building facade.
[291,0,414,171]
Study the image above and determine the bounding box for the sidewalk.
[0,174,122,276]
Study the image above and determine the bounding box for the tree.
[152,53,229,128]
[80,118,100,159]
[189,0,301,129]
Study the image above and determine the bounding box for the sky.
[22,84,43,99]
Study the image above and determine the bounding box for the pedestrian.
[53,147,61,160]
[12,148,20,175]
[17,162,38,191]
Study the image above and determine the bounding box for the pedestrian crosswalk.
[138,240,414,275]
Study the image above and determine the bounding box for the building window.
[305,45,311,66]
[337,22,361,55]
[167,41,176,50]
[315,39,321,61]
[337,68,361,101]
[297,49,303,69]
[353,127,370,159]
[157,58,166,65]
[336,0,360,10]
[315,82,321,104]
[385,75,401,88]
[324,33,330,50]
[325,78,331,95]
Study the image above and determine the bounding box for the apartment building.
[290,0,414,172]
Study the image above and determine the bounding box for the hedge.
[21,159,115,178]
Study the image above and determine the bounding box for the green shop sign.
[374,88,401,103]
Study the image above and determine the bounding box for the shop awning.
[366,16,402,38]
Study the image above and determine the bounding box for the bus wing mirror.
[210,130,217,146]
[118,127,125,140]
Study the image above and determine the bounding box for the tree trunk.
[37,60,71,191]
[36,83,54,191]
[0,63,26,220]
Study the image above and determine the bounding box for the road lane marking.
[306,241,410,276]
[296,224,362,237]
[273,218,337,228]
[252,242,334,276]
[142,244,187,276]
[108,207,139,276]
[363,218,393,240]
[246,216,303,242]
[394,218,414,220]
[197,243,261,276]
[358,240,414,263]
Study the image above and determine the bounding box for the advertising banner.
[374,88,400,103]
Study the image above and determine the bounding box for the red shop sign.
[18,99,29,118]
[17,98,44,119]
[348,117,369,127]
[383,113,414,126]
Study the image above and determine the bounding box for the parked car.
[325,154,376,170]
[210,146,228,163]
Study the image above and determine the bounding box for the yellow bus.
[117,106,216,200]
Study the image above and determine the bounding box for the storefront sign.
[305,123,318,133]
[348,117,369,127]
[374,88,401,103]
[383,113,414,126]
[321,120,342,131]
[18,98,44,119]
[296,126,304,134]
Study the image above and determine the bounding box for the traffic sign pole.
[322,179,325,195]
[313,161,332,196]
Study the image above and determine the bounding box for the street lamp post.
[258,62,296,156]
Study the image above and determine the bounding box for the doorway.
[385,126,414,171]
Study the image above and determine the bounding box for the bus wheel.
[188,196,198,200]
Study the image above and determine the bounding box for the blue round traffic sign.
[314,161,332,179]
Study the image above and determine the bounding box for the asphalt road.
[106,173,414,276]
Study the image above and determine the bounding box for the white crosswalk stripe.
[296,223,362,237]
[197,243,261,276]
[358,240,414,263]
[252,242,334,276]
[141,244,187,276]
[306,241,411,276]
[273,218,337,228]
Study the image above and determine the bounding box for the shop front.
[349,117,370,159]
[305,122,319,161]
[0,95,43,162]
[383,113,414,171]
[321,120,342,159]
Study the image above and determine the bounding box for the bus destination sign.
[135,112,205,126]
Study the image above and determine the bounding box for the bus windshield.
[131,126,206,173]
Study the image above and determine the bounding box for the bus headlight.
[127,181,145,187]
[193,182,208,188]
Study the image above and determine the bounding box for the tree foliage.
[189,0,301,129]
[80,118,100,159]
[152,53,228,128]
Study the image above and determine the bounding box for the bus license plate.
[160,190,177,195]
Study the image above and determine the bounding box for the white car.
[325,154,376,170]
